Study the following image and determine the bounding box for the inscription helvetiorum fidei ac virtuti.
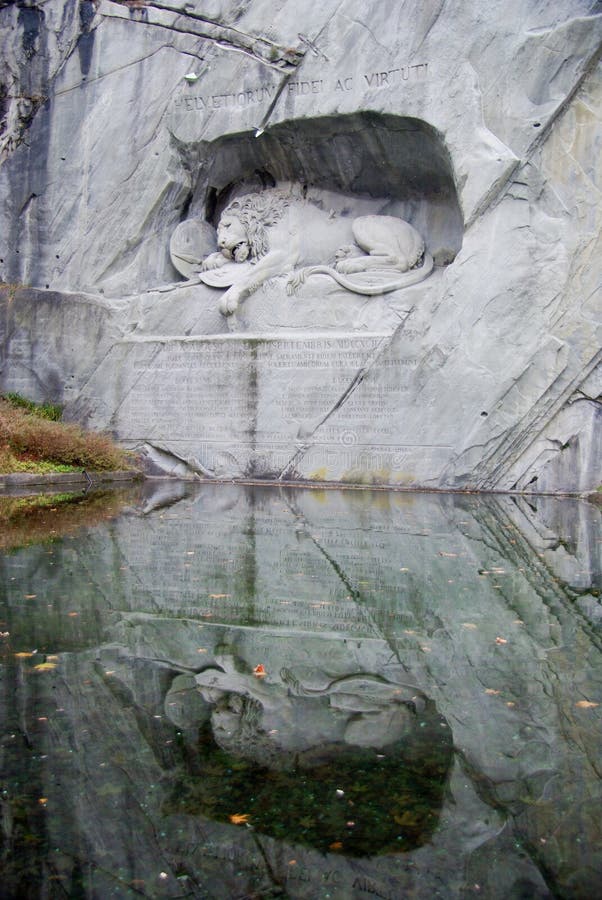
[0,0,600,490]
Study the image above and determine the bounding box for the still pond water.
[0,482,601,899]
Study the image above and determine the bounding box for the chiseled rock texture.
[0,0,600,491]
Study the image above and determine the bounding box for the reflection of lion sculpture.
[192,657,426,764]
[198,189,433,316]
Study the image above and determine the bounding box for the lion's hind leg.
[352,215,424,272]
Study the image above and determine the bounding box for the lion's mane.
[221,190,290,259]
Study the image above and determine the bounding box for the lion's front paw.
[201,252,227,272]
[336,257,367,275]
[219,290,241,316]
[335,244,356,260]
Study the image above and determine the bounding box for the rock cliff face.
[0,1,600,491]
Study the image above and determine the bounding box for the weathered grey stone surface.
[0,1,600,491]
[2,485,601,896]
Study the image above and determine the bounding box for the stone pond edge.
[1,470,600,505]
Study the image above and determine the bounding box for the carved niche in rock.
[170,187,433,316]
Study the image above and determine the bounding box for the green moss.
[0,451,79,474]
[2,393,63,421]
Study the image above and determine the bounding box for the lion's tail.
[303,252,434,295]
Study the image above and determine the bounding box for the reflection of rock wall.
[1,485,601,895]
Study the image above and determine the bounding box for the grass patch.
[0,397,133,473]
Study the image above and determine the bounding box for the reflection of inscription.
[194,842,396,898]
[352,877,397,900]
[176,830,398,900]
[174,63,428,114]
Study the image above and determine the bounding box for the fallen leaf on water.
[288,860,297,866]
[24,594,37,599]
[253,664,266,677]
[462,623,478,630]
[14,652,35,658]
[196,648,207,653]
[513,619,525,625]
[576,701,599,709]
[485,689,501,695]
[506,701,516,707]
[329,842,343,851]
[495,637,508,645]
[209,593,230,599]
[33,663,57,671]
[229,813,250,825]
[394,811,420,826]
[403,629,416,635]
[67,612,78,617]
[38,798,48,806]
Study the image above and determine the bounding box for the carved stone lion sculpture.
[196,189,433,315]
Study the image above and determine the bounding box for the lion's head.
[217,190,290,262]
